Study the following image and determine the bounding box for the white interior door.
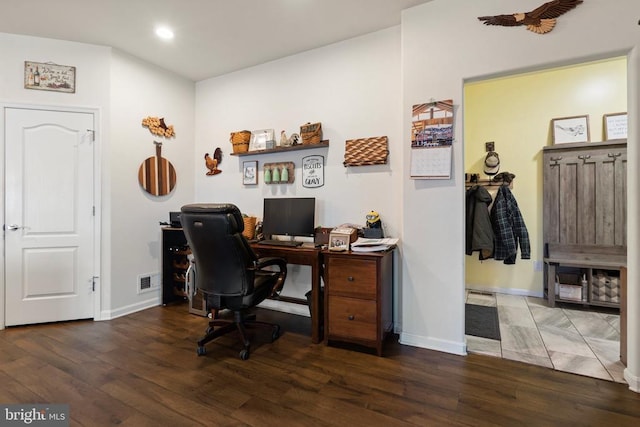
[4,107,95,326]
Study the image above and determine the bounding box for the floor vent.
[138,273,159,294]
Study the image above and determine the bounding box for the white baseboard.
[624,368,640,393]
[399,331,467,356]
[99,296,160,321]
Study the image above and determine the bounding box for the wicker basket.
[300,122,322,145]
[242,216,257,240]
[230,131,251,154]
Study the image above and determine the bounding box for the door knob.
[5,224,24,231]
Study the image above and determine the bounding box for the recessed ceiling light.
[155,26,174,40]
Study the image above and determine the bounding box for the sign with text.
[1,404,69,426]
[302,155,324,188]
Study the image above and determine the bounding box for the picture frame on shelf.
[242,161,258,185]
[328,232,350,252]
[249,129,275,151]
[551,115,590,144]
[603,112,627,141]
[24,60,76,93]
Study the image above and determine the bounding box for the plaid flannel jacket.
[490,186,531,264]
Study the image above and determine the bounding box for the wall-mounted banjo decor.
[139,116,177,196]
[478,0,582,34]
[139,141,177,196]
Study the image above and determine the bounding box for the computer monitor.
[262,197,316,238]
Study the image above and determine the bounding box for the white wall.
[3,1,639,394]
[0,33,110,327]
[401,0,640,391]
[108,50,195,316]
[194,27,403,309]
[0,32,196,323]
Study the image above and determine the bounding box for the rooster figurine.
[204,147,223,176]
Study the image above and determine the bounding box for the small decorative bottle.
[264,167,272,184]
[272,166,280,183]
[281,165,289,182]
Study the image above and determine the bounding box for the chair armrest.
[255,257,287,296]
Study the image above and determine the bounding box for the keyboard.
[257,239,302,247]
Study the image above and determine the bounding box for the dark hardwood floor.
[1,304,639,426]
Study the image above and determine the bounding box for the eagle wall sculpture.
[478,0,583,34]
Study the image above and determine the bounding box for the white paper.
[352,237,399,247]
[410,145,452,179]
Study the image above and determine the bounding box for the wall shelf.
[230,140,329,157]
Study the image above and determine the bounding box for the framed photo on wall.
[551,115,590,144]
[603,112,627,140]
[243,161,258,185]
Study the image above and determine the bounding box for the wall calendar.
[410,99,454,179]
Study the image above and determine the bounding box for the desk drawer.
[327,257,377,299]
[328,296,377,341]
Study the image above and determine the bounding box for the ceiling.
[0,0,432,82]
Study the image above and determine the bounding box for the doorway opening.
[463,56,627,383]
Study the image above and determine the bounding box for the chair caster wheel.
[197,346,206,356]
[239,349,250,360]
[271,325,280,342]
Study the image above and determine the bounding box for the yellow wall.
[464,57,627,295]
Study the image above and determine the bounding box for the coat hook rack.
[465,172,515,189]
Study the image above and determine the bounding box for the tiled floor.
[465,290,626,384]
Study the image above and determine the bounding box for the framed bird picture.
[243,161,258,185]
[551,115,590,144]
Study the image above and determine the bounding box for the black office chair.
[180,203,287,360]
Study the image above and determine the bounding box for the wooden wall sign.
[343,136,389,167]
[478,0,583,35]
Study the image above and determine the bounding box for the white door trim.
[0,102,102,329]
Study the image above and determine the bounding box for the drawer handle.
[348,315,355,321]
[347,276,354,282]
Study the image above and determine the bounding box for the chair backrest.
[180,203,258,297]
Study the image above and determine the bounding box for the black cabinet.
[161,227,190,305]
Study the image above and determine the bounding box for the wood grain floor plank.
[1,304,638,427]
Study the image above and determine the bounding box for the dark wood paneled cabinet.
[323,250,393,356]
[542,140,626,309]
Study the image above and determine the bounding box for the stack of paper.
[351,237,399,252]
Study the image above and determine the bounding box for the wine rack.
[162,227,191,305]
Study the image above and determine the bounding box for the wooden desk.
[251,243,323,344]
